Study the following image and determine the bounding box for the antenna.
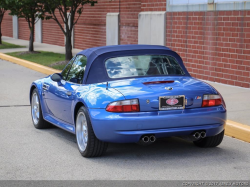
[106,82,109,90]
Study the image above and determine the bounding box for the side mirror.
[51,73,62,82]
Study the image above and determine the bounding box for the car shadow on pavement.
[44,125,243,168]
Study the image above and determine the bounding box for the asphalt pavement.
[0,59,250,180]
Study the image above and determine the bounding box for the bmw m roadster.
[30,45,226,157]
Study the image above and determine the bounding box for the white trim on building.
[167,0,250,11]
[12,16,18,39]
[106,13,120,46]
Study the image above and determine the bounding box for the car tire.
[31,88,51,129]
[193,130,224,148]
[75,106,108,157]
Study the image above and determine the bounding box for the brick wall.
[18,18,30,40]
[74,0,141,49]
[1,2,249,88]
[166,10,250,88]
[74,0,118,49]
[2,11,12,38]
[42,11,64,47]
[120,0,141,44]
[141,0,166,11]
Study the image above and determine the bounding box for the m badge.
[195,96,202,99]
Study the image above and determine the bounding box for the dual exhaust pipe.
[139,131,206,145]
[193,131,206,139]
[139,135,156,145]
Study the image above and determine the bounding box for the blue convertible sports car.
[30,45,226,157]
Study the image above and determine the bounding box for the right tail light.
[202,94,222,107]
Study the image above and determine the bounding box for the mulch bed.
[17,51,41,55]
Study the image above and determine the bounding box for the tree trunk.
[0,15,3,45]
[0,21,2,45]
[29,20,35,52]
[65,31,73,61]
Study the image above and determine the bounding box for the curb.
[0,53,60,75]
[225,120,250,143]
[0,52,249,143]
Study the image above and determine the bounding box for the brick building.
[2,0,250,88]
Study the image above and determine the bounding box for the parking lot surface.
[208,82,250,126]
[0,59,249,180]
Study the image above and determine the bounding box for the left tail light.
[202,95,222,107]
[106,99,140,112]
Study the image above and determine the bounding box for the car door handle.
[43,84,50,91]
[66,91,72,96]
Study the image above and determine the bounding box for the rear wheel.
[76,106,108,157]
[31,88,51,129]
[193,130,224,148]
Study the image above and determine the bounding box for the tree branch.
[62,0,69,33]
[73,12,81,27]
[51,16,66,35]
[58,5,66,25]
[46,2,66,35]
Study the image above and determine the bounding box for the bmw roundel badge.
[165,87,173,90]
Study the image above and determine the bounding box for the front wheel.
[31,88,51,129]
[193,130,224,148]
[75,106,108,157]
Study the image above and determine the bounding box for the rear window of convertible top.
[105,55,185,79]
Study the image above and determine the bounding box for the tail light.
[202,95,222,107]
[106,99,140,112]
[143,81,174,85]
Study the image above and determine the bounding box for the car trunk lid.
[109,76,217,111]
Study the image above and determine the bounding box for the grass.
[0,41,25,49]
[6,51,66,70]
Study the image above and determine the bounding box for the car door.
[44,55,87,124]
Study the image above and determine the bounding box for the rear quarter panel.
[75,83,125,109]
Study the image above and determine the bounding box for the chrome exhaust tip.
[142,136,149,143]
[193,132,201,139]
[200,131,206,138]
[149,135,156,143]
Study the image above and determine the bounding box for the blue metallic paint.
[30,45,227,143]
[88,106,226,143]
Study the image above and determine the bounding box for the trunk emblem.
[165,87,173,90]
[146,100,150,104]
[166,98,179,105]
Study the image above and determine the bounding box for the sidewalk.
[206,81,250,126]
[1,36,250,127]
[1,36,81,55]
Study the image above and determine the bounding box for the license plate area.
[159,95,185,110]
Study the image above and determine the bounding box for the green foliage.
[5,0,47,51]
[6,0,44,27]
[40,0,97,60]
[41,0,97,34]
[0,0,8,11]
[6,51,66,70]
[0,0,8,21]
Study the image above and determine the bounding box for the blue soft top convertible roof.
[77,45,172,65]
[76,45,189,84]
[78,44,172,57]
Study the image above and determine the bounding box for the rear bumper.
[88,106,226,143]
